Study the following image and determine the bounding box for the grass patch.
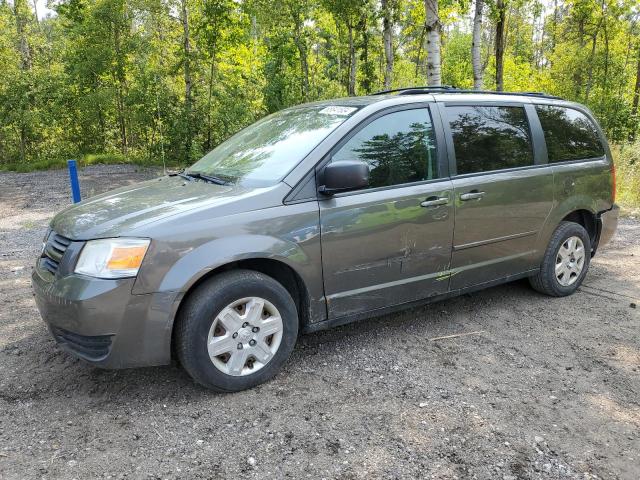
[0,158,69,172]
[0,153,166,173]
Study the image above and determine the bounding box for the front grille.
[41,232,72,274]
[51,327,113,360]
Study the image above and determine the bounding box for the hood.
[51,176,270,239]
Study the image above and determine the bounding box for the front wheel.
[529,221,591,297]
[175,270,299,392]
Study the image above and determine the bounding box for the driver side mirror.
[319,160,370,195]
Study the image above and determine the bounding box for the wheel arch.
[182,257,311,324]
[536,196,601,262]
[561,209,598,248]
[169,257,313,361]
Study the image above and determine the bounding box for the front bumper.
[32,266,180,369]
[598,203,619,249]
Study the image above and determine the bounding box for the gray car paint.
[51,176,281,240]
[32,92,618,369]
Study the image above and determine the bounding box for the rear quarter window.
[535,106,605,162]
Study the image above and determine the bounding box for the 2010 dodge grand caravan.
[32,87,619,392]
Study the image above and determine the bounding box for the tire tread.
[175,269,298,392]
[529,221,591,297]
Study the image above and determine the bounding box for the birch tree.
[495,0,506,91]
[381,0,396,89]
[424,0,442,86]
[472,0,484,89]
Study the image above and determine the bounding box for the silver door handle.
[460,191,485,201]
[420,197,449,208]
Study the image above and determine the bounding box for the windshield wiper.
[183,171,230,185]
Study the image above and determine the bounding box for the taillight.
[611,160,616,203]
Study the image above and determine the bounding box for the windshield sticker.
[319,106,358,116]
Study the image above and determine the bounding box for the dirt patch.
[1,165,639,479]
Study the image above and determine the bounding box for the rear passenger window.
[536,106,604,162]
[331,108,438,188]
[446,105,534,175]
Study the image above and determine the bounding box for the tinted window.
[331,108,438,188]
[536,106,604,162]
[447,105,534,174]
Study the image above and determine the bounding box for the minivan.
[32,87,619,392]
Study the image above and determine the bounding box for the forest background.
[1,0,639,206]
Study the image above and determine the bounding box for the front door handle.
[459,191,485,201]
[420,196,449,208]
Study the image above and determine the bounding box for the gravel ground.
[0,165,639,480]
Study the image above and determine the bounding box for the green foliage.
[615,143,640,209]
[0,0,639,173]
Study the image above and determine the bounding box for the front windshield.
[188,104,360,187]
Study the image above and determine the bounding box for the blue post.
[67,159,81,203]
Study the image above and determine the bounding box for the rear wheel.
[175,270,298,392]
[529,221,591,297]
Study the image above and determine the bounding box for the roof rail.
[372,85,458,95]
[371,86,562,100]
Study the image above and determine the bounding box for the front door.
[318,106,455,319]
[442,103,554,289]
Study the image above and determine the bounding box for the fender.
[137,231,325,364]
[157,233,317,294]
[534,166,608,262]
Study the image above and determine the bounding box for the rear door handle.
[459,191,485,201]
[420,196,449,208]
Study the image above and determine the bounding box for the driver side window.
[331,108,438,189]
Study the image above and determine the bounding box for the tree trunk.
[631,45,640,141]
[14,0,32,71]
[180,0,193,158]
[424,0,442,86]
[206,51,217,151]
[291,7,310,100]
[347,23,356,95]
[584,26,600,101]
[115,82,128,154]
[32,0,39,26]
[573,18,586,97]
[112,20,128,155]
[495,0,506,91]
[382,0,394,89]
[359,15,373,94]
[293,37,310,100]
[414,25,426,81]
[14,0,32,162]
[551,0,558,51]
[471,0,484,90]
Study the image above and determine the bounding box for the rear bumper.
[32,266,180,369]
[598,203,619,249]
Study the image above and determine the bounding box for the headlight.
[75,238,150,279]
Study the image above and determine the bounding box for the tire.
[175,270,299,392]
[529,221,591,297]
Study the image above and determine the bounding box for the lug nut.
[252,327,259,333]
[242,322,249,328]
[249,339,256,346]
[237,343,243,350]
[232,332,238,339]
